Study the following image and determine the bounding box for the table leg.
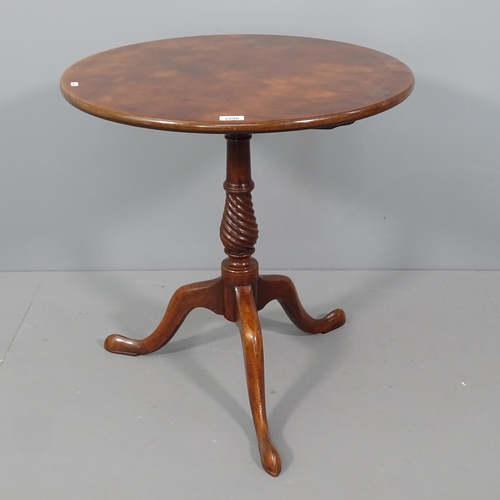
[235,285,282,477]
[256,275,346,333]
[104,278,224,355]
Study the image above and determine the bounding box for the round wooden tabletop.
[60,35,414,134]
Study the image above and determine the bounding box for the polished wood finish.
[236,285,281,477]
[104,134,346,475]
[257,275,346,333]
[60,35,414,134]
[103,278,224,355]
[61,35,414,476]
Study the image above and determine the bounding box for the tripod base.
[105,272,345,477]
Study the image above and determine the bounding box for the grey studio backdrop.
[1,1,499,272]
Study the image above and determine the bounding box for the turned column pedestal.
[104,134,346,476]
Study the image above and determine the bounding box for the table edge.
[60,77,414,134]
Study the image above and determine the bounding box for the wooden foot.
[235,285,282,477]
[104,278,224,355]
[256,274,346,334]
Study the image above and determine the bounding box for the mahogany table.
[60,34,414,477]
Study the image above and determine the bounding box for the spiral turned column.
[220,186,258,257]
[220,134,259,289]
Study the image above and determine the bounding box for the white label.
[219,115,244,121]
[70,82,79,87]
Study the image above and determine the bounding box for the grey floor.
[1,270,499,499]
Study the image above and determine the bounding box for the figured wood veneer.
[61,35,414,134]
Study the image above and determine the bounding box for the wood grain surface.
[60,34,414,133]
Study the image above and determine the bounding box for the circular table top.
[60,34,414,134]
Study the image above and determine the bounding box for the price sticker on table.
[219,115,245,121]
